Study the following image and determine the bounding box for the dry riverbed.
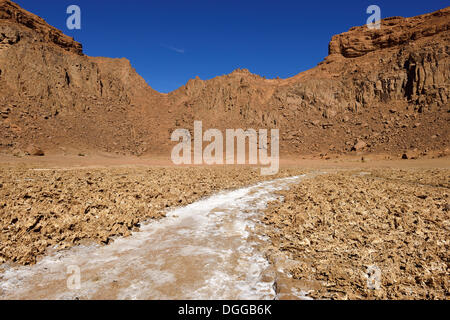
[0,166,304,265]
[1,163,448,300]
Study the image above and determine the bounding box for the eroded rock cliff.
[0,0,448,158]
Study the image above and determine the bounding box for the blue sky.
[15,0,449,93]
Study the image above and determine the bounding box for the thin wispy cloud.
[161,44,185,54]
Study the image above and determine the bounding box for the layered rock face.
[0,0,448,157]
[0,0,82,54]
[167,7,449,157]
[329,10,449,58]
[327,8,449,107]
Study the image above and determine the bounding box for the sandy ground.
[0,153,449,169]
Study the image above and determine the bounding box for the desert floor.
[0,154,448,299]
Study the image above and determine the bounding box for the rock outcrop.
[328,9,449,58]
[0,0,82,54]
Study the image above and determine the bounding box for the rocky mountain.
[0,0,448,158]
[0,0,165,156]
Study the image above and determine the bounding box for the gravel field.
[263,169,449,299]
[0,166,304,265]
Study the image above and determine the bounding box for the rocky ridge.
[0,0,448,158]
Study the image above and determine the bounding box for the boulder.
[12,148,26,157]
[26,146,45,156]
[402,149,419,160]
[352,140,367,151]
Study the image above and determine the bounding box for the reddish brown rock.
[0,0,82,54]
[25,145,44,156]
[328,9,449,58]
[352,140,367,151]
[0,0,448,158]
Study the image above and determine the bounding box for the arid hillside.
[0,0,448,158]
